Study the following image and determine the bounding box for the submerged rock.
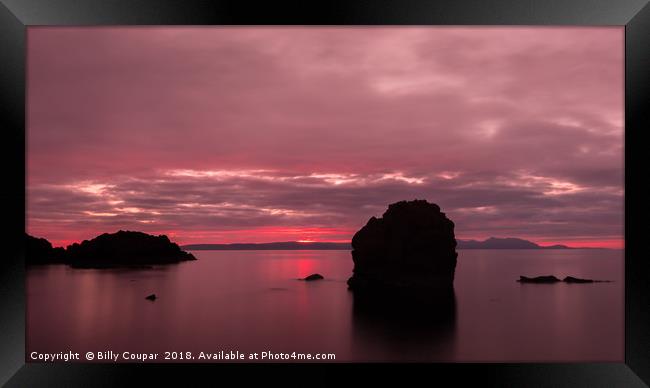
[66,230,196,268]
[347,200,458,295]
[303,273,324,281]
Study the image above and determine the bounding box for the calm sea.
[27,249,624,362]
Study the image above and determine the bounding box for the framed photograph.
[1,0,648,386]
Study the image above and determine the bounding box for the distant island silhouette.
[457,237,573,250]
[25,230,195,267]
[181,237,597,250]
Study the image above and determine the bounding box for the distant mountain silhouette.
[25,231,195,267]
[182,237,580,250]
[456,237,572,249]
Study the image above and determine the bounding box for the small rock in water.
[563,276,594,283]
[303,273,324,281]
[517,275,561,283]
[145,294,157,301]
[518,275,606,283]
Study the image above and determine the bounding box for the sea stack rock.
[347,200,458,295]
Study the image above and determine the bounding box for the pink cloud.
[27,27,624,247]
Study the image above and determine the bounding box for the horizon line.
[179,239,616,250]
[27,230,623,250]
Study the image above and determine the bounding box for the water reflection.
[350,288,457,361]
[27,250,623,362]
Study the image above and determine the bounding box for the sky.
[26,27,624,248]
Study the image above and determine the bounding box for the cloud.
[26,27,623,247]
[27,167,623,247]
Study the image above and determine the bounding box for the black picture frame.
[1,0,648,386]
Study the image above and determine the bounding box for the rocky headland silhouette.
[347,199,458,300]
[25,230,195,268]
[25,234,67,265]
